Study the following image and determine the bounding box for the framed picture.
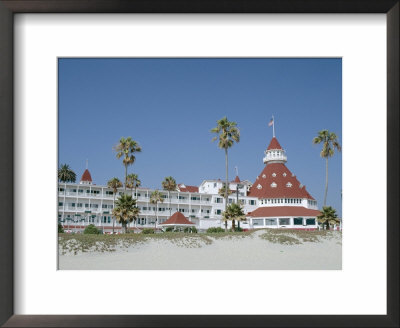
[0,0,398,327]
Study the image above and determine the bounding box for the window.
[286,182,292,187]
[214,183,217,188]
[257,184,262,189]
[294,217,303,225]
[265,218,277,225]
[85,204,89,208]
[58,188,64,192]
[262,174,266,178]
[58,202,63,206]
[228,199,233,204]
[283,173,287,177]
[253,219,264,226]
[215,209,222,215]
[271,182,277,188]
[102,204,107,209]
[215,197,223,203]
[272,173,276,177]
[249,200,256,205]
[306,218,316,225]
[279,218,290,225]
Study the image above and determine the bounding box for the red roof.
[248,206,321,217]
[232,176,241,183]
[161,212,195,225]
[247,163,315,200]
[178,184,199,193]
[267,137,283,150]
[80,169,92,182]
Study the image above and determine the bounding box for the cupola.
[263,137,287,164]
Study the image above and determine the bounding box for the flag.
[268,118,274,127]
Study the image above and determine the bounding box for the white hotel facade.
[58,136,321,232]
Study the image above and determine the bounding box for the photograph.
[57,58,342,270]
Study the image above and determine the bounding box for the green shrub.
[142,228,155,234]
[207,227,225,233]
[184,227,198,233]
[234,227,243,232]
[83,224,100,235]
[165,227,174,232]
[58,223,64,233]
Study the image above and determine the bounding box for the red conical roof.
[162,212,195,225]
[247,163,315,200]
[80,169,92,182]
[267,137,283,150]
[233,176,240,183]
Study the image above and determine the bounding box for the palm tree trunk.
[124,164,127,191]
[169,190,171,217]
[232,219,236,232]
[324,158,328,206]
[225,148,228,210]
[112,194,115,234]
[154,203,157,231]
[225,147,228,232]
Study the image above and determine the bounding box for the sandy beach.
[58,230,342,270]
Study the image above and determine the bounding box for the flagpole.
[272,115,275,138]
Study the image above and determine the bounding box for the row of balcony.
[59,191,212,203]
[59,206,211,216]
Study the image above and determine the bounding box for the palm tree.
[113,137,142,191]
[112,194,140,234]
[132,174,141,200]
[58,164,76,183]
[211,117,240,231]
[218,183,232,198]
[126,173,140,197]
[313,130,341,206]
[150,190,164,231]
[107,177,122,234]
[161,176,177,216]
[222,203,245,232]
[317,206,340,231]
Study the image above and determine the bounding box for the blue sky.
[59,58,342,215]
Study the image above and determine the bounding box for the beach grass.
[259,229,341,244]
[59,229,341,255]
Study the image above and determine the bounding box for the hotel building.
[58,136,320,232]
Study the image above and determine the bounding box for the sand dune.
[58,230,342,270]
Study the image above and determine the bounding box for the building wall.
[58,182,317,231]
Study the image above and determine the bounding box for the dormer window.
[272,173,276,177]
[283,173,287,177]
[257,184,262,189]
[286,182,292,187]
[271,182,277,188]
[262,174,266,178]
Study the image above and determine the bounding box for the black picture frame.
[0,1,398,327]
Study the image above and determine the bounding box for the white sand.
[59,230,342,270]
